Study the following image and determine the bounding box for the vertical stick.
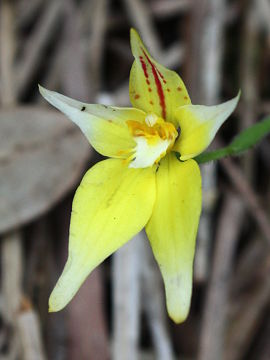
[0,2,21,359]
[112,234,142,360]
[190,0,225,283]
[239,1,258,179]
[188,0,233,358]
[2,232,23,321]
[0,0,15,105]
[17,308,46,360]
[141,238,174,360]
[198,195,244,360]
[123,0,162,58]
[1,231,23,359]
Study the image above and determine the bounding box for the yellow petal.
[129,29,190,125]
[49,159,156,312]
[146,154,201,323]
[174,92,240,160]
[39,85,146,158]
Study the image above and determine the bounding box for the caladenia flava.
[39,29,270,323]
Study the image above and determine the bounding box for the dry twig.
[198,194,244,360]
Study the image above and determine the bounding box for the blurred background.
[1,0,270,359]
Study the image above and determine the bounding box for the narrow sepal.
[146,154,202,323]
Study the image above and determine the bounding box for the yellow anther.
[126,114,177,146]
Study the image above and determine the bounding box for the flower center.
[125,113,178,168]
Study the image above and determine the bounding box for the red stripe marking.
[139,56,149,79]
[157,69,167,84]
[157,68,164,79]
[142,49,166,119]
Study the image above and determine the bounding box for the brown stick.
[0,0,16,105]
[188,0,226,284]
[239,0,258,179]
[15,0,65,98]
[122,0,162,58]
[112,235,142,360]
[67,269,110,360]
[141,236,174,360]
[198,194,244,360]
[17,302,46,360]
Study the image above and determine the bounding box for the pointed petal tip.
[38,84,46,96]
[130,27,137,37]
[224,90,241,115]
[48,294,65,313]
[38,83,49,93]
[130,27,142,57]
[48,297,58,313]
[38,84,54,103]
[130,27,139,41]
[232,89,241,106]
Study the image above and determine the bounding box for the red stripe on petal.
[139,56,149,79]
[142,49,166,119]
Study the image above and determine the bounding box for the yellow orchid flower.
[39,29,239,323]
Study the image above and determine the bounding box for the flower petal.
[39,85,146,158]
[49,159,156,312]
[146,154,201,323]
[129,29,190,125]
[173,92,240,160]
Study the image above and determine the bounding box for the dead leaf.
[0,106,91,234]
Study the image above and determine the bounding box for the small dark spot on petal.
[81,106,86,111]
[135,94,140,99]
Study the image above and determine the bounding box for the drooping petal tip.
[165,273,192,324]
